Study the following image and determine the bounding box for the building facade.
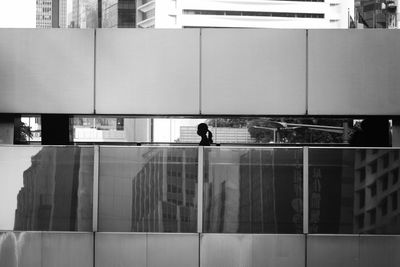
[355,0,398,28]
[137,0,354,28]
[36,0,67,28]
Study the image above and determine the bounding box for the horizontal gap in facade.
[183,10,325,19]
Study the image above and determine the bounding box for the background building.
[179,126,253,144]
[36,0,67,28]
[355,0,398,28]
[102,0,136,28]
[137,0,354,29]
[354,149,400,233]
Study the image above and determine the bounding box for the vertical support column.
[197,146,204,233]
[93,145,99,232]
[303,146,309,234]
[41,114,71,145]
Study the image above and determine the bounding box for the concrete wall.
[0,29,399,116]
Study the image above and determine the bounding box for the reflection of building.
[103,0,136,28]
[37,0,67,28]
[137,0,353,29]
[179,126,254,144]
[308,149,354,234]
[131,149,197,232]
[239,149,303,233]
[354,149,400,233]
[203,150,241,233]
[203,149,303,233]
[13,147,93,231]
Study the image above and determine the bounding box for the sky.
[0,0,36,28]
[0,147,41,229]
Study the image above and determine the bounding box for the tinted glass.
[0,146,94,231]
[98,146,198,232]
[203,147,303,233]
[309,148,400,234]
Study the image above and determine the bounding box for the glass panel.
[98,146,198,232]
[203,147,303,233]
[0,146,94,231]
[309,148,400,234]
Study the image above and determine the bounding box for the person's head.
[197,123,208,137]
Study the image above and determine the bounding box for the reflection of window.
[369,160,378,174]
[392,192,398,211]
[358,168,366,182]
[357,214,364,229]
[358,189,365,208]
[394,150,399,161]
[392,168,399,185]
[381,174,388,191]
[380,198,387,216]
[369,182,377,197]
[369,209,376,225]
[383,153,389,169]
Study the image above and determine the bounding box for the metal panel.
[251,234,305,267]
[308,30,400,115]
[201,29,307,115]
[95,233,146,267]
[41,232,93,267]
[0,232,42,267]
[360,235,400,267]
[0,29,95,114]
[200,234,252,267]
[96,29,200,114]
[307,235,359,267]
[147,233,198,267]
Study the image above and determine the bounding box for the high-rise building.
[354,149,400,233]
[102,0,136,28]
[36,0,53,28]
[355,0,398,28]
[36,0,67,28]
[136,0,354,29]
[69,0,99,28]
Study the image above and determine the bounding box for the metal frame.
[92,145,99,232]
[303,146,309,234]
[197,146,204,233]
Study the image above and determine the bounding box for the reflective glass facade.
[1,145,400,266]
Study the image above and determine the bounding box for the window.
[369,160,378,174]
[357,214,364,229]
[369,209,376,225]
[381,174,388,191]
[392,192,398,211]
[359,168,366,182]
[383,153,389,169]
[392,168,399,185]
[380,198,388,216]
[369,182,377,197]
[358,189,365,209]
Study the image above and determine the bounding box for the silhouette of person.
[197,123,213,146]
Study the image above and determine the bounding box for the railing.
[0,145,399,235]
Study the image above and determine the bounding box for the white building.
[137,0,354,29]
